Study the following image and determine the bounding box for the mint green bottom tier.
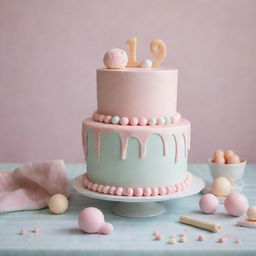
[82,119,191,189]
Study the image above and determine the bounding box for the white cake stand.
[73,173,205,218]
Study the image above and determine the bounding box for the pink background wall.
[0,0,256,163]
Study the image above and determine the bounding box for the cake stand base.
[73,173,205,218]
[112,202,165,217]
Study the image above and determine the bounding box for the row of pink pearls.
[92,112,181,126]
[82,173,192,197]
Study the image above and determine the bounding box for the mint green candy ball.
[157,117,166,125]
[149,118,157,125]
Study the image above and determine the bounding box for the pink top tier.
[97,68,178,119]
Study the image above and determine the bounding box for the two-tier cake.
[81,38,191,197]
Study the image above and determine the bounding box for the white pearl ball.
[48,194,69,214]
[140,59,152,68]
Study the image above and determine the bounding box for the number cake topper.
[103,37,167,69]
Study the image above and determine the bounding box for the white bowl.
[208,159,246,181]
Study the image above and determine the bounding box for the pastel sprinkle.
[197,235,205,241]
[179,236,187,243]
[153,231,160,236]
[33,227,40,233]
[235,238,241,244]
[168,237,177,244]
[218,237,225,243]
[19,229,27,235]
[155,233,162,240]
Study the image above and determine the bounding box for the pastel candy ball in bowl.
[199,194,219,214]
[209,150,246,181]
[103,48,128,69]
[224,192,249,217]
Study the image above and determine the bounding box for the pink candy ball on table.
[78,207,113,235]
[199,194,219,214]
[103,49,128,69]
[224,192,249,216]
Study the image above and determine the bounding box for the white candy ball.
[247,206,256,221]
[140,59,152,68]
[48,194,69,214]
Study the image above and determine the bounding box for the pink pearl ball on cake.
[130,117,138,126]
[159,187,167,195]
[104,115,112,123]
[120,117,129,125]
[93,112,100,121]
[97,184,104,193]
[134,187,143,197]
[226,154,240,164]
[152,187,159,196]
[213,156,225,164]
[125,187,134,196]
[103,185,110,194]
[98,114,105,122]
[144,187,152,196]
[199,194,219,214]
[115,187,124,196]
[224,192,249,216]
[109,186,116,195]
[103,48,128,69]
[78,207,113,235]
[138,117,148,126]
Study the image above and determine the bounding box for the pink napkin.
[0,160,68,212]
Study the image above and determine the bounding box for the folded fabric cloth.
[0,159,68,212]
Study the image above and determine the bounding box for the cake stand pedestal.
[73,173,205,218]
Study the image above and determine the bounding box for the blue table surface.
[0,163,256,256]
